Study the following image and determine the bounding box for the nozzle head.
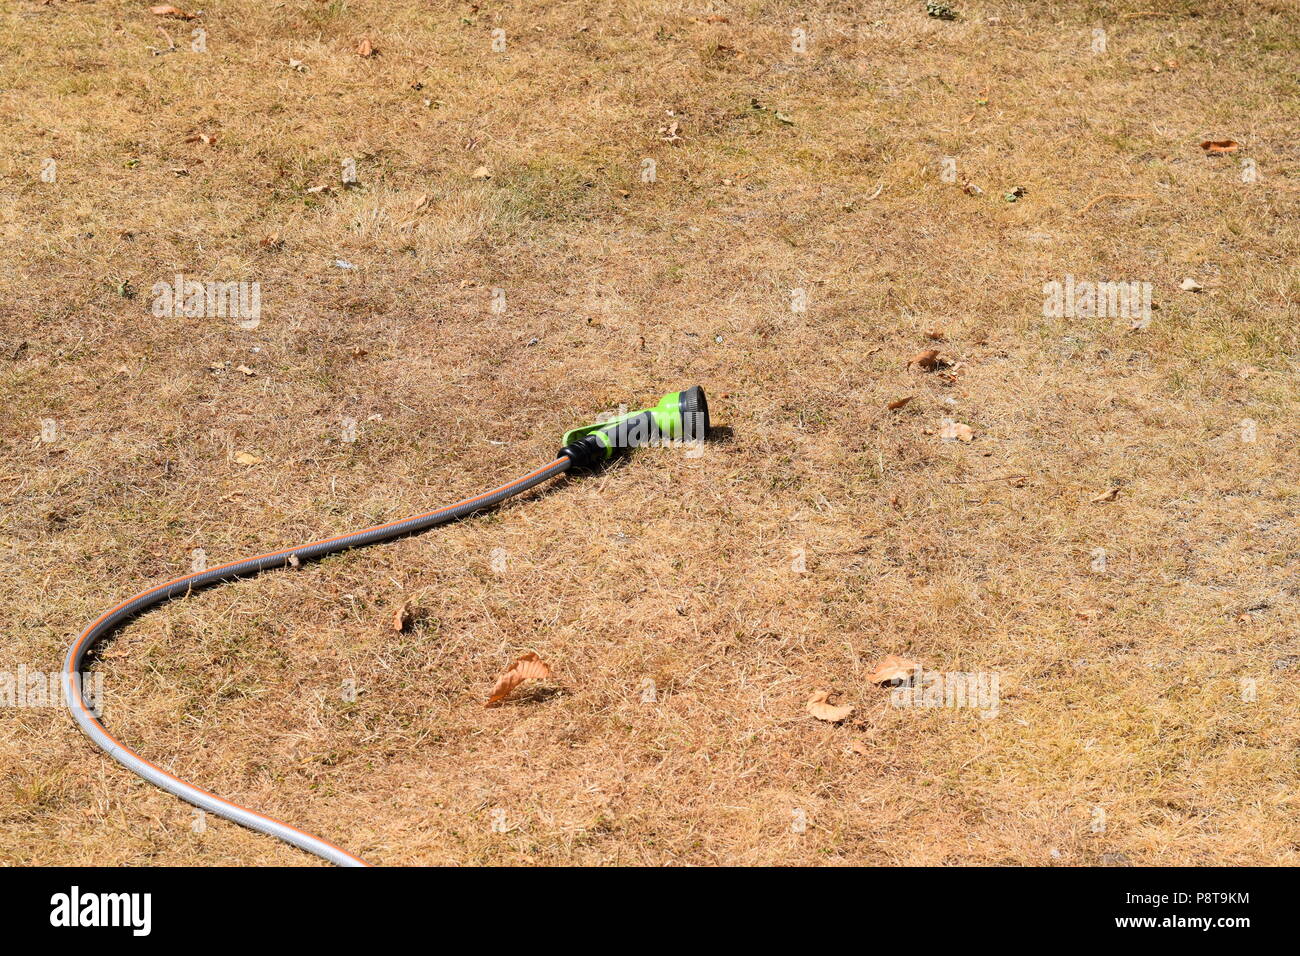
[673,385,710,441]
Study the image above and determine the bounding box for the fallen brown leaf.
[1090,486,1120,503]
[471,165,492,180]
[908,348,941,371]
[887,396,914,410]
[356,37,377,57]
[806,690,854,723]
[1200,140,1239,154]
[392,602,411,633]
[233,451,261,466]
[485,652,551,707]
[150,4,196,19]
[867,654,919,685]
[939,420,974,442]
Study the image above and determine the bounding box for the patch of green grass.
[488,160,612,227]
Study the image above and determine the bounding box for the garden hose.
[63,387,709,867]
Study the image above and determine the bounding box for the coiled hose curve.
[63,457,572,867]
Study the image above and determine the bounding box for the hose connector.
[558,433,607,469]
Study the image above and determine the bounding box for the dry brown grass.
[2,0,1298,866]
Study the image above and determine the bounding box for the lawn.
[1,0,1297,865]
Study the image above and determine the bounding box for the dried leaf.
[392,602,411,633]
[1091,486,1120,503]
[939,420,974,442]
[485,652,551,707]
[908,348,942,371]
[150,4,196,19]
[806,690,854,723]
[471,165,492,180]
[1179,276,1203,292]
[1200,140,1239,154]
[234,364,255,376]
[356,37,376,57]
[867,655,920,685]
[233,451,262,465]
[184,132,217,146]
[887,396,914,410]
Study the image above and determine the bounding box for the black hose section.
[87,457,572,639]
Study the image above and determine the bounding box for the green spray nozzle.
[558,385,710,467]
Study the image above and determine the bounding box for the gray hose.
[63,457,572,867]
